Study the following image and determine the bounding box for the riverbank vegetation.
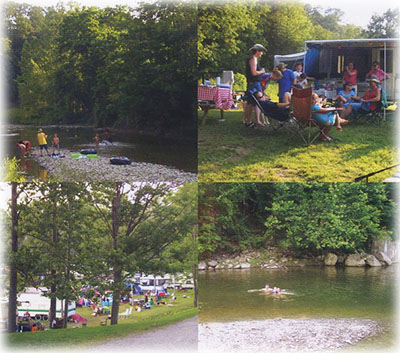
[4,182,197,338]
[4,1,196,138]
[198,183,395,259]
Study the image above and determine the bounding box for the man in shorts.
[37,128,50,156]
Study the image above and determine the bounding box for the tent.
[70,314,87,323]
[273,52,306,69]
[303,38,399,99]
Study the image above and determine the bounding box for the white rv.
[17,288,76,320]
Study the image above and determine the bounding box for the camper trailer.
[275,38,399,100]
[17,288,76,320]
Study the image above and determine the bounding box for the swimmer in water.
[264,284,273,293]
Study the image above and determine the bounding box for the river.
[199,266,397,350]
[3,124,196,178]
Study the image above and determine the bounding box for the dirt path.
[92,316,198,352]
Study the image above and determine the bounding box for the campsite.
[1,182,198,347]
[197,2,398,182]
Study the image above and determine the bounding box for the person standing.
[277,62,295,103]
[243,43,267,127]
[37,128,50,157]
[366,61,390,82]
[343,62,358,94]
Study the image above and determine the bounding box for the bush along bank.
[198,248,396,271]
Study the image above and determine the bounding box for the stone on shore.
[199,318,382,353]
[32,150,196,183]
[345,254,366,267]
[240,263,251,269]
[207,260,218,268]
[324,253,338,266]
[198,262,207,271]
[365,254,382,267]
[376,251,392,266]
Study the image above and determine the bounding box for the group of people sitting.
[243,43,387,141]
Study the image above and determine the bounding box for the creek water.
[199,266,397,349]
[199,266,396,323]
[3,124,196,178]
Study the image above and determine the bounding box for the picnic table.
[198,86,234,125]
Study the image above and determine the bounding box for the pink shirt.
[366,68,389,82]
[343,69,357,85]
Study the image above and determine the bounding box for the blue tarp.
[304,46,320,77]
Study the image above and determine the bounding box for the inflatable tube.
[110,156,132,165]
[87,154,98,159]
[80,149,97,155]
[51,153,66,158]
[71,153,82,158]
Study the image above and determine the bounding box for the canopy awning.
[273,51,306,67]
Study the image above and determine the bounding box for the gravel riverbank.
[199,318,383,353]
[31,150,197,183]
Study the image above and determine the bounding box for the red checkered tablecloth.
[198,86,233,110]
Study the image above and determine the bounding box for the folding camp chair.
[250,93,292,132]
[290,86,332,145]
[351,87,388,124]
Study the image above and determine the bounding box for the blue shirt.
[338,89,355,102]
[278,69,295,100]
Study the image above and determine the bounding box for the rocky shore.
[199,249,395,271]
[199,318,383,352]
[31,150,197,183]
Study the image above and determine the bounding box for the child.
[311,93,348,141]
[52,133,60,155]
[94,133,100,148]
[37,128,50,157]
[297,73,308,89]
[16,140,31,157]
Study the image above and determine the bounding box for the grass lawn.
[198,109,397,182]
[6,291,197,348]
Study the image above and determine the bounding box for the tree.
[7,183,19,333]
[15,182,90,328]
[364,9,399,38]
[90,182,196,325]
[264,183,393,256]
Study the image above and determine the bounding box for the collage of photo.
[1,0,399,352]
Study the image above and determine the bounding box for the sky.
[6,0,399,28]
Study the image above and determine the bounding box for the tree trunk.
[110,184,122,325]
[49,207,58,326]
[8,182,18,333]
[192,229,198,308]
[49,277,57,327]
[192,262,198,308]
[110,267,122,325]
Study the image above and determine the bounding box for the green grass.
[198,109,397,182]
[6,293,197,348]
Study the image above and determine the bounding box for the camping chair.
[250,93,292,132]
[290,86,331,145]
[351,87,388,124]
[118,306,133,319]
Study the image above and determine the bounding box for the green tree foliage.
[4,1,196,137]
[198,183,395,258]
[4,182,197,328]
[363,9,399,38]
[264,184,393,256]
[198,183,276,256]
[197,1,371,77]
